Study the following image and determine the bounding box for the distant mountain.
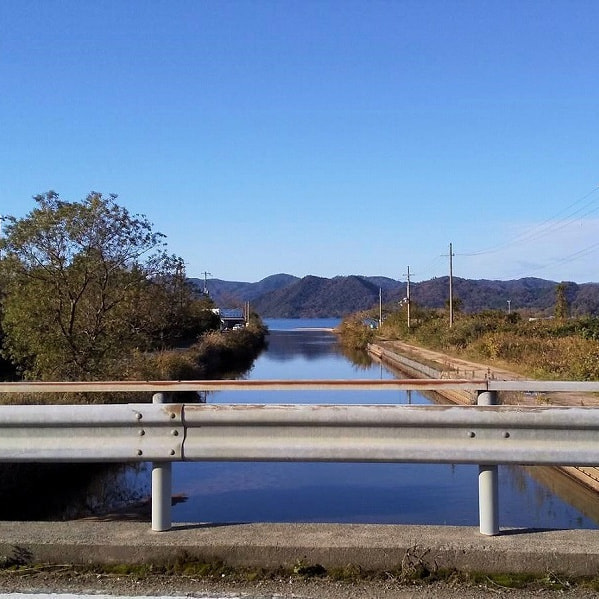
[188,274,299,306]
[252,275,387,318]
[397,277,599,316]
[189,274,599,318]
[408,277,559,312]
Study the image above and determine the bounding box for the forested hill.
[189,274,599,318]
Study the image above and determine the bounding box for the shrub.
[337,314,376,350]
[345,307,599,381]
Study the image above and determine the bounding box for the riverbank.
[0,323,268,405]
[368,339,599,493]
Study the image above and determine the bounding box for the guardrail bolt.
[137,449,143,456]
[503,432,510,438]
[170,449,176,456]
[171,429,179,436]
[138,429,145,436]
[468,431,476,438]
[170,412,176,419]
[135,413,143,420]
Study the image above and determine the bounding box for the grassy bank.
[0,319,268,405]
[0,319,268,517]
[125,321,267,382]
[338,309,599,381]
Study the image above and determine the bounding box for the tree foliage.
[0,191,217,380]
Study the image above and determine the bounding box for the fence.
[1,379,599,535]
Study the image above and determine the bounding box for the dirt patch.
[1,568,598,599]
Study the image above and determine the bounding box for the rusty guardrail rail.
[3,378,599,391]
[1,379,599,536]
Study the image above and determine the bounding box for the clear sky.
[1,0,599,284]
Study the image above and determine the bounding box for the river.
[168,319,599,529]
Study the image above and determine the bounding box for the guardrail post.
[152,392,172,532]
[478,390,499,536]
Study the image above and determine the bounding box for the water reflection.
[173,462,479,525]
[0,462,149,520]
[519,466,599,525]
[262,330,339,362]
[0,328,261,521]
[172,320,599,529]
[338,344,375,369]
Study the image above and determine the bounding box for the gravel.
[1,570,599,599]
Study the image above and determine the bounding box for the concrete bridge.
[1,378,599,575]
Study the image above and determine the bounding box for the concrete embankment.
[368,340,599,494]
[2,520,599,576]
[368,342,475,405]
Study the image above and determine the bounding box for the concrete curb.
[1,521,599,576]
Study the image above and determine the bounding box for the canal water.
[2,318,598,527]
[169,319,599,529]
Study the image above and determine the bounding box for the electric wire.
[414,254,445,281]
[458,185,599,257]
[520,239,599,277]
[410,185,599,283]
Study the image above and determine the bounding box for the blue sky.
[1,0,599,284]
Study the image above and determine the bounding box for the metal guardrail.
[0,403,184,462]
[2,402,598,465]
[0,379,598,535]
[182,403,599,465]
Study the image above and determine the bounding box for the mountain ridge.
[189,274,599,318]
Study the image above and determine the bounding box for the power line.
[406,184,599,285]
[520,239,599,278]
[417,254,445,280]
[458,185,599,257]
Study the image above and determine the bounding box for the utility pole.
[175,260,185,310]
[0,215,6,258]
[379,288,383,329]
[201,271,212,295]
[507,300,511,314]
[403,266,411,329]
[449,243,454,328]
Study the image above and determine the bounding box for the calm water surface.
[170,319,599,529]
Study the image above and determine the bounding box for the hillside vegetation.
[196,274,599,318]
[338,306,599,381]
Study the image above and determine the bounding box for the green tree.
[554,282,570,320]
[138,258,220,347]
[0,191,203,380]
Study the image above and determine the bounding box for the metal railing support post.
[151,392,172,532]
[478,390,499,536]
